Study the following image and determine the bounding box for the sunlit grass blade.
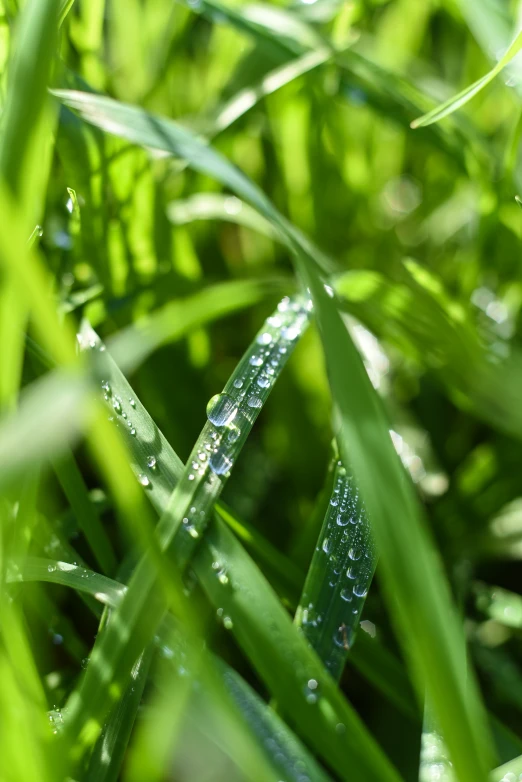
[295,458,376,679]
[490,754,522,781]
[298,258,494,782]
[60,296,312,760]
[411,30,522,128]
[69,318,401,782]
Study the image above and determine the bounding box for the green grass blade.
[295,458,376,679]
[69,317,402,782]
[490,754,522,781]
[13,558,331,782]
[411,30,522,128]
[297,259,494,782]
[52,451,117,574]
[61,296,311,760]
[193,517,402,782]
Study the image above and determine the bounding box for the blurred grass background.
[2,0,522,779]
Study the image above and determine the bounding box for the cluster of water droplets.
[419,730,454,782]
[166,295,311,551]
[298,460,376,676]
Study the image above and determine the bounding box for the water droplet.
[353,583,368,598]
[340,587,352,601]
[137,474,150,488]
[122,412,127,419]
[267,315,282,327]
[257,332,273,346]
[247,394,262,409]
[147,456,157,469]
[249,354,263,367]
[47,564,56,573]
[282,325,301,341]
[233,378,244,389]
[188,474,195,481]
[257,375,270,388]
[112,397,122,414]
[336,513,349,527]
[129,398,136,408]
[303,679,319,704]
[335,722,346,735]
[330,496,339,507]
[223,616,233,629]
[130,428,136,436]
[206,393,238,426]
[324,284,335,298]
[209,451,233,475]
[322,537,331,554]
[348,547,362,561]
[188,527,199,538]
[101,381,111,395]
[346,566,357,579]
[226,423,241,443]
[278,297,290,312]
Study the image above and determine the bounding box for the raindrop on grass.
[249,354,263,367]
[147,456,157,469]
[257,332,273,345]
[206,393,238,426]
[226,423,240,443]
[101,381,111,395]
[247,394,262,409]
[257,375,270,388]
[336,513,349,527]
[340,588,352,602]
[210,451,233,475]
[137,474,150,488]
[130,428,136,436]
[129,398,136,408]
[112,397,122,414]
[353,583,368,598]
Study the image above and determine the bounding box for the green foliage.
[1,0,522,780]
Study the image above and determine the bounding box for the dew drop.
[249,354,263,367]
[101,381,111,395]
[147,456,157,469]
[130,428,136,436]
[336,513,349,527]
[206,393,238,426]
[353,583,368,598]
[226,423,241,443]
[188,474,195,481]
[223,616,233,630]
[349,547,362,561]
[129,398,136,408]
[47,564,56,573]
[233,378,244,389]
[322,537,331,554]
[247,394,262,409]
[282,325,301,341]
[210,451,233,475]
[257,375,270,388]
[137,474,150,487]
[112,397,122,414]
[330,496,339,507]
[257,332,273,346]
[340,587,352,602]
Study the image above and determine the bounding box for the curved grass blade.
[490,754,522,781]
[411,30,522,128]
[167,194,280,241]
[298,255,494,782]
[13,559,332,782]
[61,296,311,760]
[295,458,376,679]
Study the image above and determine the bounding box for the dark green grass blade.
[295,458,376,679]
[193,517,402,782]
[52,451,117,574]
[298,259,494,782]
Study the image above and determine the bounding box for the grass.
[1,0,522,780]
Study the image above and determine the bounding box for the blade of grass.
[52,451,117,574]
[411,29,522,128]
[295,458,376,679]
[297,257,494,782]
[65,319,403,782]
